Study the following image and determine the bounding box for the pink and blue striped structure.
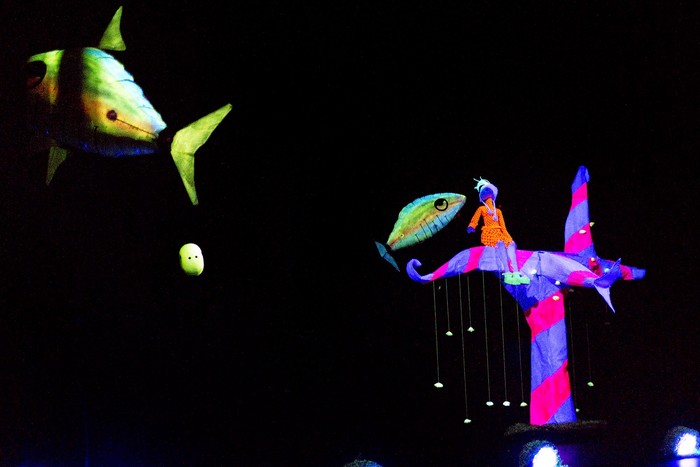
[406,166,645,425]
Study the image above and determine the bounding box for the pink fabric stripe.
[465,246,484,272]
[433,262,450,278]
[571,183,587,209]
[525,292,565,341]
[620,264,633,280]
[515,249,534,269]
[564,230,592,254]
[566,270,598,287]
[530,360,571,425]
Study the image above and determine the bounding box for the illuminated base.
[501,420,611,466]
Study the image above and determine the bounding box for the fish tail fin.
[375,241,400,271]
[171,103,232,205]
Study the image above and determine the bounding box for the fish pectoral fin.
[98,6,126,51]
[46,146,70,185]
[375,241,400,271]
[170,103,233,205]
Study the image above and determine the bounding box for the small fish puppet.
[376,192,466,271]
[24,6,232,205]
[179,243,204,276]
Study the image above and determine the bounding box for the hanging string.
[432,281,443,388]
[481,271,493,406]
[457,275,471,423]
[498,279,510,407]
[567,295,578,412]
[466,274,474,332]
[514,300,528,407]
[585,303,594,387]
[444,279,453,336]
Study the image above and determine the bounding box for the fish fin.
[591,259,622,313]
[375,241,400,271]
[593,258,622,288]
[46,146,70,185]
[98,6,126,51]
[27,135,68,185]
[593,285,615,313]
[170,103,233,205]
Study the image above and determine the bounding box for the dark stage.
[0,2,698,466]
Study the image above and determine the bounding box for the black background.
[0,2,698,466]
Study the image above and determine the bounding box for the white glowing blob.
[434,382,443,388]
[179,243,204,276]
[675,432,699,457]
[531,445,560,467]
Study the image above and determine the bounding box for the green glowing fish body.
[24,6,231,205]
[376,192,466,271]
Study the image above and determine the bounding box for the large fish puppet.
[24,6,232,205]
[375,192,466,271]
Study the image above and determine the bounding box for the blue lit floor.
[498,420,700,467]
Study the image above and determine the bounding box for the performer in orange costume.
[467,178,530,285]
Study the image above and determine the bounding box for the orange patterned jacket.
[468,198,514,248]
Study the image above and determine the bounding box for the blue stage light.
[343,459,383,467]
[663,426,700,459]
[518,439,568,467]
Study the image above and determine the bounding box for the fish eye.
[434,198,448,211]
[26,60,47,89]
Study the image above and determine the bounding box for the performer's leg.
[507,241,530,285]
[495,241,509,273]
[507,241,518,272]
